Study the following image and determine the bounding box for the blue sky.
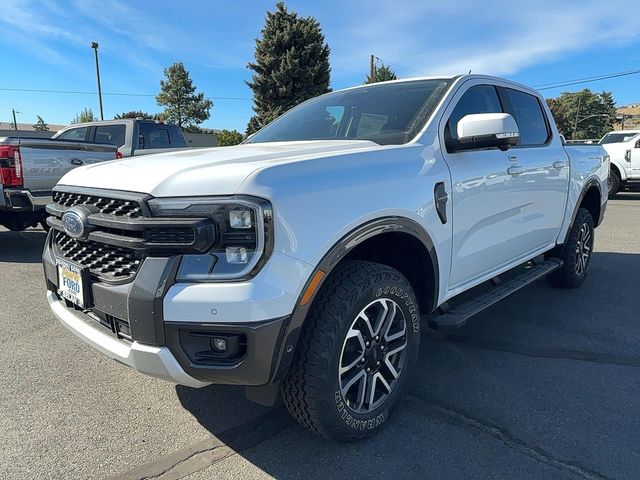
[1,0,639,132]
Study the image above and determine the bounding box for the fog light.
[226,246,249,264]
[229,210,252,229]
[212,337,227,352]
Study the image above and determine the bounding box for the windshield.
[599,132,640,144]
[247,79,453,146]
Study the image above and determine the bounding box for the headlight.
[147,196,273,281]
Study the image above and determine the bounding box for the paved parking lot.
[1,190,639,480]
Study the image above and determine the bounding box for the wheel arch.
[270,216,439,382]
[563,179,603,245]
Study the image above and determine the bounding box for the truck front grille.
[52,191,143,218]
[55,231,142,280]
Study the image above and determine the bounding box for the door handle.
[553,160,567,169]
[507,165,525,176]
[70,158,84,166]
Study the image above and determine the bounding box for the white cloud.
[325,0,640,78]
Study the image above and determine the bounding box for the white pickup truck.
[43,75,608,441]
[599,130,640,194]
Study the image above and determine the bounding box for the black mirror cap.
[446,133,519,153]
[635,139,640,148]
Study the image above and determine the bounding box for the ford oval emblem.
[61,210,85,239]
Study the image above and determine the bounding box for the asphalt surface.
[1,189,639,480]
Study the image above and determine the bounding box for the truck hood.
[57,140,378,197]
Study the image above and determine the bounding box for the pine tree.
[365,63,397,84]
[246,2,331,135]
[156,62,213,128]
[114,111,155,120]
[71,108,96,124]
[547,89,617,140]
[33,115,49,131]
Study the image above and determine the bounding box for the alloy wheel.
[338,298,408,414]
[575,222,592,276]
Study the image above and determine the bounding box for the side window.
[501,88,550,146]
[94,125,126,147]
[167,125,187,147]
[57,127,87,141]
[447,85,502,141]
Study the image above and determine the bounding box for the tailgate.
[19,139,116,192]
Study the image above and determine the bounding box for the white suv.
[43,75,608,441]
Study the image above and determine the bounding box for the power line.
[533,68,640,90]
[0,87,250,100]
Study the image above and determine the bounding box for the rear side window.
[447,85,502,140]
[501,88,550,146]
[57,127,87,141]
[94,125,126,147]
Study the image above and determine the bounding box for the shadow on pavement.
[0,229,47,263]
[171,251,640,479]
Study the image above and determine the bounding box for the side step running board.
[430,258,563,332]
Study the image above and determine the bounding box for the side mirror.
[448,113,520,152]
[635,139,640,148]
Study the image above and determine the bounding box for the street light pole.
[91,42,104,120]
[12,109,18,130]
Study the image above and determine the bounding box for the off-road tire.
[548,208,594,288]
[282,260,420,441]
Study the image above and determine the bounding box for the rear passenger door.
[497,87,569,249]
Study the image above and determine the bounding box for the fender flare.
[269,216,439,382]
[563,178,603,244]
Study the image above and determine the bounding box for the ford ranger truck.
[43,75,609,441]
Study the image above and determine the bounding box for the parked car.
[0,137,117,231]
[43,74,608,441]
[52,119,188,158]
[598,130,640,194]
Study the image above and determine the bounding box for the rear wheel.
[548,208,594,288]
[282,260,420,441]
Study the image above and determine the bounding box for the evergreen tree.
[71,108,96,124]
[217,129,244,146]
[33,115,49,131]
[156,62,213,128]
[114,111,155,120]
[246,2,331,135]
[365,63,397,84]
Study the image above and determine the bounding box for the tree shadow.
[0,228,47,263]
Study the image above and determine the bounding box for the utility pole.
[572,94,582,140]
[91,42,104,120]
[12,109,18,130]
[370,54,375,83]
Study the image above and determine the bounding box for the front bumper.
[47,291,209,388]
[43,231,310,387]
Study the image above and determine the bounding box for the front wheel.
[548,208,594,288]
[608,169,621,196]
[282,260,420,441]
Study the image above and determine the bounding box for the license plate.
[57,260,87,308]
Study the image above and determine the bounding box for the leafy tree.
[114,111,155,119]
[156,62,213,128]
[33,115,49,131]
[365,63,397,84]
[71,107,96,124]
[545,89,617,140]
[246,2,331,135]
[217,129,244,146]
